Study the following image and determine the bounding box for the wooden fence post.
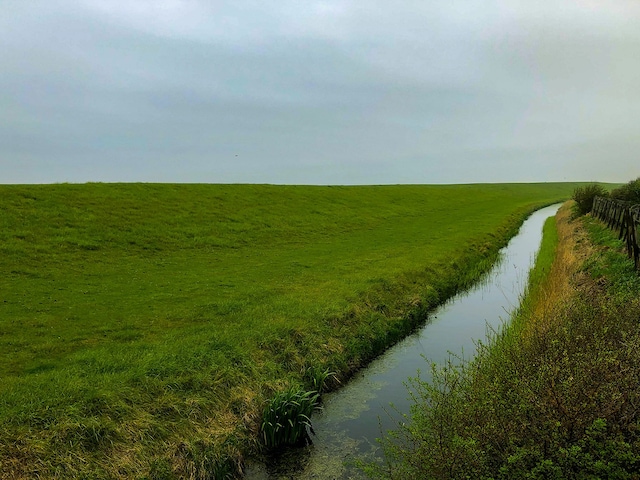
[592,196,640,272]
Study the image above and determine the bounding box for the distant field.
[0,183,581,478]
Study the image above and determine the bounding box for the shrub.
[572,184,608,215]
[610,177,640,204]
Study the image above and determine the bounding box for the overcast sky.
[2,1,639,185]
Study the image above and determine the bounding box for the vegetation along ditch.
[1,183,587,478]
[246,204,562,479]
[366,182,640,479]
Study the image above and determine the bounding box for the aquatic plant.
[261,387,320,449]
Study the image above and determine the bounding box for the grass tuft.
[260,387,321,449]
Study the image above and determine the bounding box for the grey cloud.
[1,1,639,184]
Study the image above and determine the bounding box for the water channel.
[246,204,562,479]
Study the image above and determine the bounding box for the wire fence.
[592,196,640,270]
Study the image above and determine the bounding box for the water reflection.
[246,204,561,479]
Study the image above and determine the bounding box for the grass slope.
[0,183,578,478]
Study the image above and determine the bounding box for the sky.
[1,1,639,185]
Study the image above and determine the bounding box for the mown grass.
[370,203,640,479]
[0,183,580,478]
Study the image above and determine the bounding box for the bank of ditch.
[369,203,640,479]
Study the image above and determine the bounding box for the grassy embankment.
[0,183,579,478]
[371,203,640,479]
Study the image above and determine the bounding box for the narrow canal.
[246,204,561,479]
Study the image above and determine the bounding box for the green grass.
[0,182,580,478]
[370,203,640,479]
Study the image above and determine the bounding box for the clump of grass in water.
[261,387,321,449]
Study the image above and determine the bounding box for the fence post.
[631,206,640,270]
[592,197,640,272]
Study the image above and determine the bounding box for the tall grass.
[0,183,582,478]
[369,203,640,479]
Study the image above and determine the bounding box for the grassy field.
[0,183,580,478]
[370,202,640,479]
